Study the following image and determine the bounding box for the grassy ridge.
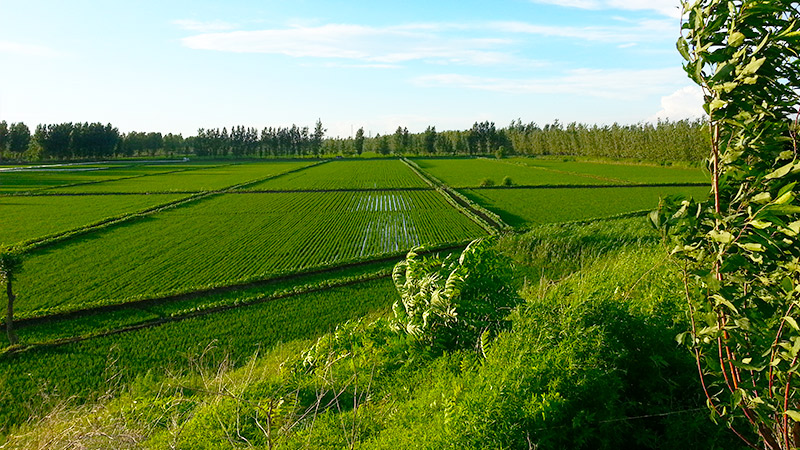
[13,191,485,318]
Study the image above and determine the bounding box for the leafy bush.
[501,176,512,186]
[479,177,495,187]
[390,238,519,352]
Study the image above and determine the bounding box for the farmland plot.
[0,194,186,246]
[518,159,709,184]
[0,164,189,193]
[412,158,614,187]
[14,191,484,318]
[461,185,711,227]
[49,161,312,193]
[245,159,429,190]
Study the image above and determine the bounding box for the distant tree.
[311,119,325,157]
[393,126,410,154]
[0,247,22,346]
[0,121,8,155]
[376,134,391,155]
[354,127,365,155]
[35,123,73,159]
[163,133,184,156]
[8,122,30,155]
[423,126,437,154]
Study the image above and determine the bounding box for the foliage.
[479,177,495,187]
[654,1,800,448]
[501,175,512,186]
[390,238,519,351]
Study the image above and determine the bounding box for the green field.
[461,185,711,226]
[519,158,710,184]
[14,190,485,318]
[0,277,397,429]
[2,157,723,443]
[0,164,192,193]
[48,161,312,193]
[245,159,429,190]
[0,194,186,246]
[413,158,619,187]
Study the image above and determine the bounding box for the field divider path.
[14,161,326,254]
[401,157,510,233]
[1,241,472,354]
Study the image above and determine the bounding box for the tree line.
[0,117,709,162]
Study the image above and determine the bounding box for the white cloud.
[172,19,238,32]
[651,85,705,121]
[181,24,527,66]
[413,67,685,100]
[0,40,59,57]
[530,0,683,18]
[180,19,673,67]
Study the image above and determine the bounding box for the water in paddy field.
[352,193,420,256]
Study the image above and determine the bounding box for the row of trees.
[0,117,709,162]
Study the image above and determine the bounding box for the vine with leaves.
[653,1,800,448]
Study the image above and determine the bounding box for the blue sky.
[0,0,702,138]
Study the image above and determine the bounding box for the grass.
[461,185,711,227]
[0,277,398,432]
[245,159,429,190]
[13,191,485,318]
[0,194,186,246]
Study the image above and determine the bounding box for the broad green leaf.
[786,410,800,422]
[709,229,734,243]
[785,316,800,332]
[740,56,766,76]
[728,31,745,47]
[765,162,794,180]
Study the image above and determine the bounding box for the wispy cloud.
[181,23,527,66]
[172,19,239,32]
[529,0,683,19]
[0,40,60,57]
[488,18,674,43]
[413,67,685,100]
[180,19,673,67]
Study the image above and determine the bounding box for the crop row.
[13,191,485,319]
[0,277,398,431]
[244,159,429,190]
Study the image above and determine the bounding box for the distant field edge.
[469,182,710,190]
